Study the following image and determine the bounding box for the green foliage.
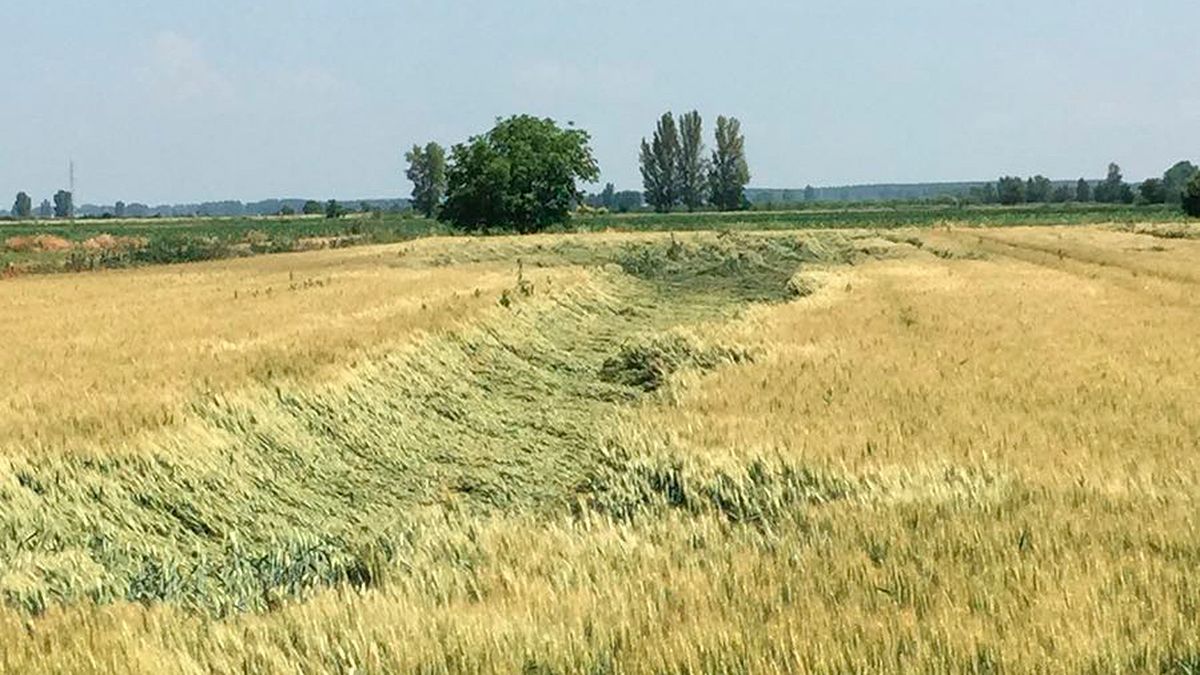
[11,192,32,218]
[114,201,126,218]
[969,182,998,204]
[1093,163,1134,204]
[1163,161,1199,205]
[405,142,448,218]
[1076,178,1092,202]
[598,182,616,210]
[279,205,296,216]
[996,176,1026,205]
[709,116,750,211]
[1183,173,1200,218]
[571,203,1181,234]
[640,113,681,213]
[676,111,709,211]
[1025,175,1052,203]
[324,199,346,219]
[52,190,73,218]
[613,190,643,213]
[0,215,449,273]
[302,200,323,215]
[1138,178,1166,204]
[439,115,599,233]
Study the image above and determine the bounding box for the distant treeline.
[748,161,1199,209]
[748,183,990,205]
[68,198,411,219]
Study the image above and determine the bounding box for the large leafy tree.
[439,115,599,233]
[640,113,681,213]
[405,142,447,218]
[1163,161,1198,205]
[11,192,31,218]
[1183,172,1200,218]
[1138,178,1166,204]
[708,115,750,211]
[676,111,708,211]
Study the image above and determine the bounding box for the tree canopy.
[1076,178,1092,202]
[11,192,31,218]
[52,190,73,218]
[1138,178,1166,204]
[1025,175,1052,203]
[1183,172,1200,218]
[676,111,708,211]
[1163,161,1199,205]
[1093,163,1134,204]
[439,115,599,233]
[996,176,1025,205]
[709,116,750,211]
[405,142,447,218]
[640,113,681,213]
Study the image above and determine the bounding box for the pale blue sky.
[3,0,1198,204]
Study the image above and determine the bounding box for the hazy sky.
[3,0,1198,204]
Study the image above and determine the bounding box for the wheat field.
[1,225,1198,673]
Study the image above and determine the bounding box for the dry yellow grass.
[2,225,1199,672]
[0,237,599,454]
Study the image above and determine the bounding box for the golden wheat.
[1,225,1198,673]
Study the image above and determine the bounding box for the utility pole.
[69,159,76,218]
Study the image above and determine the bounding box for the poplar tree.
[676,111,708,211]
[708,116,750,211]
[639,112,681,212]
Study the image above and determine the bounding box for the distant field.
[2,220,1200,672]
[0,214,446,274]
[1,203,1188,275]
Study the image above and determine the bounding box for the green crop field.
[0,203,1186,276]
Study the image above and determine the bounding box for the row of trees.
[639,112,750,212]
[971,161,1199,207]
[585,183,643,212]
[9,190,73,219]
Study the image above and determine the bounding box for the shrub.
[82,234,149,252]
[4,234,73,252]
[1183,173,1200,218]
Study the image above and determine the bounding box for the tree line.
[8,190,72,219]
[970,161,1199,210]
[402,111,751,232]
